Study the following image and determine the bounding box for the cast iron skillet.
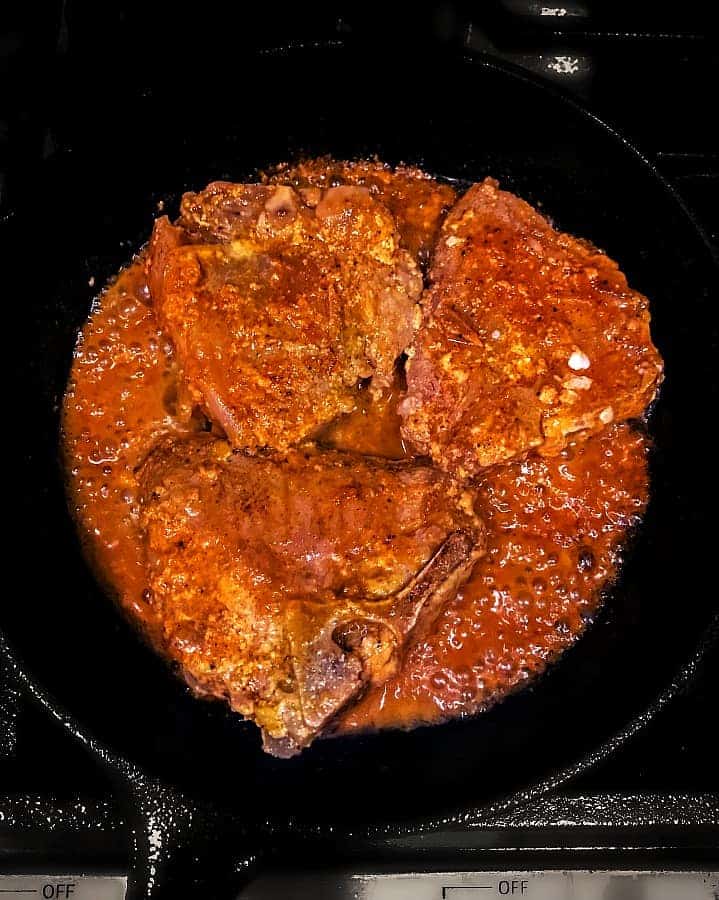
[3,43,718,897]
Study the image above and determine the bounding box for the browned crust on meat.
[400,178,664,476]
[138,435,484,755]
[264,157,456,266]
[146,182,423,453]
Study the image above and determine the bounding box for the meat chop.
[139,435,484,755]
[400,178,664,476]
[147,182,422,453]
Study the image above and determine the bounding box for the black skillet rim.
[1,47,718,840]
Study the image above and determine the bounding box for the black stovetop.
[1,0,717,881]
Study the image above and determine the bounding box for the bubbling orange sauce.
[338,424,649,732]
[62,257,199,635]
[317,372,410,460]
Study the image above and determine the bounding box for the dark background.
[1,0,717,236]
[1,0,717,850]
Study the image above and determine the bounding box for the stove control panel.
[356,871,719,899]
[0,876,126,898]
[242,870,719,899]
[1,870,717,898]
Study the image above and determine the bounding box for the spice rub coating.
[265,157,456,266]
[139,436,484,755]
[400,178,663,476]
[147,181,422,453]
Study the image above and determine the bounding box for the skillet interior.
[5,45,718,830]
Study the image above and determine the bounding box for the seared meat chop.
[400,178,664,476]
[264,157,456,266]
[147,182,422,453]
[139,435,484,756]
